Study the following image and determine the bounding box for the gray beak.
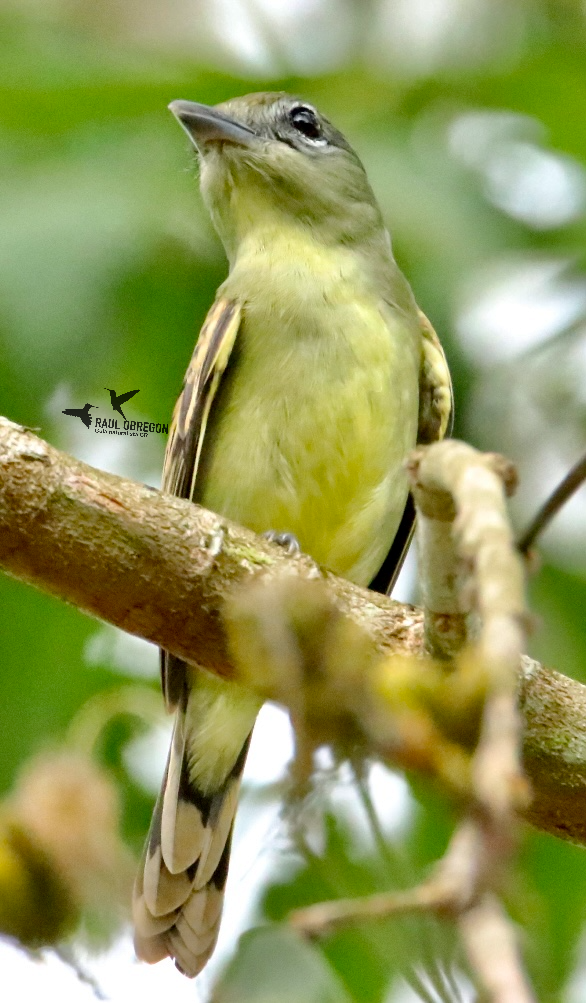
[168,100,257,150]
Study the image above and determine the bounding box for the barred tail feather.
[166,832,233,977]
[133,691,256,977]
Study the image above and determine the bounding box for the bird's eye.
[288,105,323,142]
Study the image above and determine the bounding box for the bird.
[104,388,140,422]
[61,403,98,429]
[132,92,453,978]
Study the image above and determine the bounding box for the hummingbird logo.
[62,403,98,429]
[62,387,165,437]
[105,388,140,422]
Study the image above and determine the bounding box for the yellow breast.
[197,230,421,587]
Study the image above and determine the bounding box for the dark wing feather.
[160,298,242,708]
[369,310,453,596]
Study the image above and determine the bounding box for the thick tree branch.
[1,417,585,845]
[0,417,419,679]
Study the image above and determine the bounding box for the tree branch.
[409,442,528,821]
[0,417,419,679]
[1,416,585,844]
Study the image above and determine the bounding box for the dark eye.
[289,105,323,141]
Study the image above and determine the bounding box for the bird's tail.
[133,680,260,977]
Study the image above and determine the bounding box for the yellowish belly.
[196,290,420,587]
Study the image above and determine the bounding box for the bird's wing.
[162,299,241,505]
[160,297,241,709]
[133,296,248,979]
[416,310,454,445]
[369,310,453,596]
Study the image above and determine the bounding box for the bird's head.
[168,92,388,262]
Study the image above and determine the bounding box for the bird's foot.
[263,530,301,557]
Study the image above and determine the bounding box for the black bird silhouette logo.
[62,403,98,429]
[105,388,140,422]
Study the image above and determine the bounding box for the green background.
[1,1,586,999]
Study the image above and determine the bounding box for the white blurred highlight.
[449,110,586,230]
[456,258,586,364]
[84,626,159,679]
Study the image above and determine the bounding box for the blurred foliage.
[0,750,134,951]
[212,927,353,1003]
[262,805,461,1003]
[1,0,586,999]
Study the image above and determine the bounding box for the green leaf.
[212,926,353,1003]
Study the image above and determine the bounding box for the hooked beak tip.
[168,99,257,149]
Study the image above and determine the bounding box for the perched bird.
[105,388,140,422]
[62,403,98,429]
[133,93,452,978]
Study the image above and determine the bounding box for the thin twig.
[459,894,535,1003]
[293,828,441,1003]
[291,817,535,1000]
[290,820,479,936]
[291,884,453,934]
[517,450,586,555]
[351,763,459,1003]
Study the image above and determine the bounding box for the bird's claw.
[263,530,301,557]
